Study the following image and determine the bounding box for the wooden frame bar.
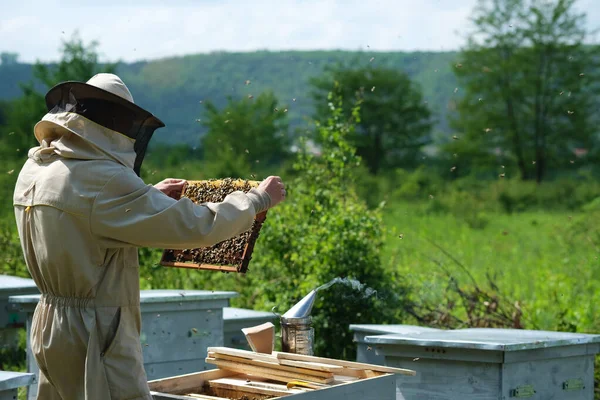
[148,347,408,399]
[159,179,268,274]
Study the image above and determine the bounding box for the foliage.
[381,196,600,396]
[233,86,411,359]
[0,32,118,162]
[0,33,119,284]
[310,62,433,174]
[0,158,30,279]
[140,86,413,360]
[200,91,291,177]
[0,52,19,66]
[448,0,600,182]
[0,50,460,147]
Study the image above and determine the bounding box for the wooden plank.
[208,346,350,374]
[286,380,330,390]
[205,357,334,384]
[206,346,392,377]
[150,393,204,400]
[209,377,307,397]
[208,352,333,378]
[274,351,416,376]
[244,380,310,394]
[148,368,235,394]
[278,359,370,378]
[158,261,239,272]
[207,346,279,363]
[277,358,345,372]
[184,394,230,400]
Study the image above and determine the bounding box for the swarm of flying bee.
[161,178,266,271]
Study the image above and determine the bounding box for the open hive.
[160,178,268,273]
[148,346,414,399]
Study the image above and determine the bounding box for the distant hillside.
[0,50,460,147]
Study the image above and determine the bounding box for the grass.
[381,201,600,334]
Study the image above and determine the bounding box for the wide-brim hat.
[36,73,165,176]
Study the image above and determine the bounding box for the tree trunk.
[507,96,528,180]
[535,148,545,183]
[501,46,528,180]
[533,50,544,183]
[369,131,383,175]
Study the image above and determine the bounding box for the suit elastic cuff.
[246,188,271,214]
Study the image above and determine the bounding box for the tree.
[0,32,118,277]
[0,32,117,160]
[145,85,413,360]
[0,52,19,66]
[448,0,600,182]
[200,91,291,178]
[310,64,433,174]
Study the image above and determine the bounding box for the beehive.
[148,347,409,399]
[160,178,268,273]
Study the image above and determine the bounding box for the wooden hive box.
[160,179,268,274]
[148,347,415,399]
[363,328,600,400]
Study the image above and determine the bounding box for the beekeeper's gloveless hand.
[154,178,187,199]
[257,175,286,207]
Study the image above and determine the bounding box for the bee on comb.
[160,178,267,274]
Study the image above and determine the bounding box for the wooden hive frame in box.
[160,178,268,274]
[148,347,414,399]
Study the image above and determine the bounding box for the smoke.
[316,277,378,299]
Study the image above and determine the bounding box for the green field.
[382,201,600,334]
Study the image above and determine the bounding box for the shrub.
[235,86,412,359]
[142,85,413,360]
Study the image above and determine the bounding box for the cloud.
[1,0,598,63]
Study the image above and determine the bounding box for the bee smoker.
[280,290,317,355]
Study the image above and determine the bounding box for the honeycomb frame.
[159,178,268,274]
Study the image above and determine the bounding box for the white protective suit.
[13,74,271,399]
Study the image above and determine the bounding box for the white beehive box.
[148,346,411,399]
[0,274,39,351]
[0,371,36,400]
[364,327,600,400]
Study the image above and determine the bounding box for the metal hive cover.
[159,178,268,274]
[364,327,600,351]
[0,274,39,297]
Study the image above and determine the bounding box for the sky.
[1,0,599,64]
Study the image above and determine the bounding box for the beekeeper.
[13,73,286,400]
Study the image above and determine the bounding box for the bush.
[241,87,411,359]
[0,222,29,278]
[142,86,413,360]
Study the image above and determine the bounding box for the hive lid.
[0,371,36,391]
[223,307,276,321]
[138,289,238,303]
[349,324,442,336]
[364,328,600,351]
[9,290,238,304]
[0,275,39,297]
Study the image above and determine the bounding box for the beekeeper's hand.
[154,178,187,200]
[258,176,286,208]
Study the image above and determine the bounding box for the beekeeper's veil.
[33,73,164,176]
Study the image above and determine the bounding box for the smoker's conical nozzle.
[282,290,317,319]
